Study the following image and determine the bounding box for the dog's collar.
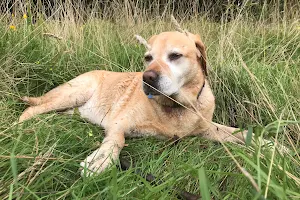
[148,80,205,112]
[196,81,206,100]
[163,103,181,113]
[148,81,206,100]
[162,81,205,113]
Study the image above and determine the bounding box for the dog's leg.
[202,123,289,153]
[80,131,125,177]
[202,122,246,144]
[19,71,100,122]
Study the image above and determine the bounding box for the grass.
[1,4,300,199]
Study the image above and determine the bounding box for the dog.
[19,31,247,176]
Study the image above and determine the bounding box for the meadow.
[0,1,300,199]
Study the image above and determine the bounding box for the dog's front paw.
[80,150,114,177]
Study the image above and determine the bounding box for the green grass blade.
[8,184,13,200]
[198,167,211,200]
[10,153,17,182]
[246,126,253,146]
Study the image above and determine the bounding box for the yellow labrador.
[19,31,246,176]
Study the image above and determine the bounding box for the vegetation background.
[0,0,299,199]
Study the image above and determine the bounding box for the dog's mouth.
[143,83,161,96]
[142,72,179,97]
[142,70,162,96]
[143,83,179,99]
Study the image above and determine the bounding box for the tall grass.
[0,1,299,199]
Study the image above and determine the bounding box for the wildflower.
[23,14,27,19]
[9,25,16,31]
[12,13,14,17]
[88,130,93,137]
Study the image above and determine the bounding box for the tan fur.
[19,31,246,176]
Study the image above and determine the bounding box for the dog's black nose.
[143,70,158,86]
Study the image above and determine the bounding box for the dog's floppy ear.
[188,33,208,76]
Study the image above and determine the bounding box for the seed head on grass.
[134,35,151,50]
[42,33,63,40]
[171,15,188,36]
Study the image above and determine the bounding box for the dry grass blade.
[17,143,56,182]
[143,81,245,144]
[2,144,57,199]
[171,15,188,35]
[222,143,260,192]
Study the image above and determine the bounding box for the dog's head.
[142,31,207,97]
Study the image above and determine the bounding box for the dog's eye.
[144,55,153,62]
[169,53,182,61]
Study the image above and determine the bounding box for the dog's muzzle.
[142,70,160,95]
